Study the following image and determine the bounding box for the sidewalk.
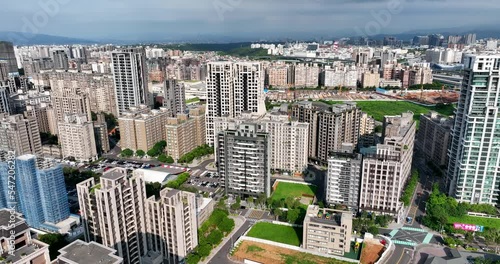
[200,215,246,264]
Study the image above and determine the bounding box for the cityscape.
[1,2,500,264]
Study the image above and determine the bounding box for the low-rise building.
[165,106,205,161]
[53,240,123,264]
[302,206,353,256]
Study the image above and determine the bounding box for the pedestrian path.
[422,233,433,244]
[389,229,399,237]
[401,226,426,233]
[392,240,417,246]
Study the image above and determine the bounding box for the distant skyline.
[1,0,499,42]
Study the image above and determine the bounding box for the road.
[208,220,252,264]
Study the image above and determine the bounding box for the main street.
[206,219,253,264]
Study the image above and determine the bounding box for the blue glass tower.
[0,161,8,209]
[15,155,44,228]
[37,164,70,223]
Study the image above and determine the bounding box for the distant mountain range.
[2,26,500,46]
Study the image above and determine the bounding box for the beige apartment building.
[0,209,51,264]
[0,113,42,156]
[118,105,170,151]
[58,114,97,162]
[267,63,289,88]
[303,206,353,256]
[291,101,365,162]
[94,113,110,155]
[145,188,198,264]
[51,87,92,123]
[417,111,453,167]
[24,102,52,134]
[361,71,380,88]
[294,63,320,87]
[77,168,148,264]
[165,106,205,161]
[359,112,416,220]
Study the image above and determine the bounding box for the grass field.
[448,215,500,229]
[319,100,455,122]
[271,182,317,202]
[247,222,303,246]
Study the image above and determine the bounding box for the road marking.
[389,229,399,237]
[401,227,426,233]
[422,233,433,244]
[395,249,406,264]
[392,240,417,246]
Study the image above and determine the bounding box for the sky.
[0,0,499,42]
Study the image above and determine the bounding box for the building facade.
[118,106,170,151]
[112,48,150,116]
[447,54,500,204]
[58,114,98,162]
[165,106,206,161]
[302,206,353,256]
[145,188,198,263]
[417,111,453,167]
[77,168,148,264]
[163,79,186,117]
[0,113,42,156]
[217,123,271,197]
[205,61,265,145]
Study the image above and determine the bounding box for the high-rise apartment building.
[52,50,69,70]
[417,111,453,168]
[144,188,198,263]
[163,79,186,117]
[214,107,309,173]
[205,61,265,145]
[58,114,98,162]
[77,168,148,264]
[326,144,362,209]
[0,41,18,75]
[447,54,500,204]
[0,209,51,264]
[359,112,415,219]
[51,87,92,123]
[93,113,110,155]
[361,71,380,88]
[291,101,365,162]
[24,102,52,133]
[0,84,10,114]
[165,106,206,161]
[118,106,170,151]
[112,48,150,116]
[217,123,271,197]
[267,63,289,88]
[0,113,42,156]
[0,155,70,231]
[294,63,319,87]
[302,206,353,256]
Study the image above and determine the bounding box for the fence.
[233,236,359,263]
[271,220,303,228]
[467,212,500,219]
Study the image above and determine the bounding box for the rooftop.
[56,240,122,264]
[101,168,127,180]
[305,205,352,227]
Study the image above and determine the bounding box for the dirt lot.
[403,90,459,104]
[360,240,385,264]
[231,240,351,264]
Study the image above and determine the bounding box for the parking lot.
[185,171,221,198]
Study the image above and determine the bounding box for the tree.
[145,182,162,198]
[368,226,379,235]
[246,197,254,207]
[287,208,300,224]
[375,215,392,227]
[197,243,212,257]
[485,228,500,254]
[186,253,201,264]
[165,156,174,164]
[38,233,67,260]
[218,217,235,234]
[157,154,168,163]
[273,208,283,220]
[136,149,145,157]
[206,229,223,245]
[121,148,133,157]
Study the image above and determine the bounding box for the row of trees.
[186,209,235,264]
[401,170,419,206]
[145,172,191,198]
[63,167,100,189]
[352,212,392,235]
[178,144,214,164]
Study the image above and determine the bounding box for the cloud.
[0,0,498,41]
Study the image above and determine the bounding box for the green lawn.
[319,100,455,122]
[271,182,317,202]
[247,222,303,246]
[448,215,500,229]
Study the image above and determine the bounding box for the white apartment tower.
[163,79,186,117]
[77,168,148,264]
[205,61,265,145]
[112,48,150,116]
[58,114,97,162]
[144,187,198,264]
[447,54,500,204]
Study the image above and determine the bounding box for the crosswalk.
[392,240,417,246]
[401,227,426,233]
